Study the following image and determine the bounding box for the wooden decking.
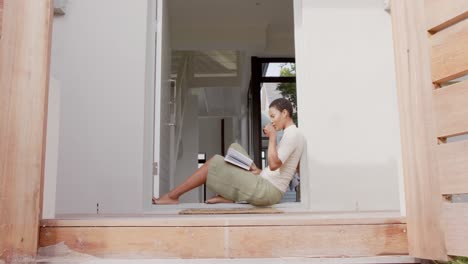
[39,212,408,259]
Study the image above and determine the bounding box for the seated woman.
[153,98,305,206]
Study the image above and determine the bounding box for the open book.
[224,148,253,170]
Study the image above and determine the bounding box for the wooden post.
[390,0,447,261]
[0,0,53,262]
[0,0,4,35]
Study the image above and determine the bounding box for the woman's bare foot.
[205,195,234,204]
[152,194,179,205]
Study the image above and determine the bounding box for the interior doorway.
[152,0,296,205]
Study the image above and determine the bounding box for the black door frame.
[249,57,296,167]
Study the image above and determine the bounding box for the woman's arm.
[249,163,262,175]
[264,124,282,170]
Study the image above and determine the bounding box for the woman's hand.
[263,124,276,138]
[250,163,262,175]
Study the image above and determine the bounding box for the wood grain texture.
[41,213,405,227]
[39,224,408,258]
[436,139,468,194]
[229,225,408,258]
[0,0,53,263]
[0,0,3,34]
[442,203,468,256]
[425,0,468,33]
[40,227,226,258]
[433,80,468,138]
[390,0,447,260]
[430,19,468,83]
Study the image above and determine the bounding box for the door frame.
[0,0,54,261]
[249,57,296,168]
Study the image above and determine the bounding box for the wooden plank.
[39,224,408,258]
[0,0,3,34]
[425,0,468,33]
[390,0,447,261]
[36,256,420,264]
[40,227,226,258]
[437,139,468,194]
[36,256,419,264]
[433,80,468,138]
[442,203,468,256]
[40,213,406,227]
[431,19,468,83]
[229,224,408,258]
[0,0,53,263]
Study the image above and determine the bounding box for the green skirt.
[206,143,283,206]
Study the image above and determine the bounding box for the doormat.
[179,207,284,215]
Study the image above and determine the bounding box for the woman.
[153,98,305,206]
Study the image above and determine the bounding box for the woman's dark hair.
[269,98,293,118]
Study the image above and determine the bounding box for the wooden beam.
[0,0,3,35]
[442,203,468,256]
[425,0,468,34]
[433,80,468,138]
[40,227,227,259]
[39,222,408,258]
[430,19,468,84]
[0,0,53,263]
[41,212,406,227]
[390,0,447,261]
[228,225,407,258]
[436,139,468,194]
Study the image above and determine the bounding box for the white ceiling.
[172,50,238,77]
[168,0,295,118]
[168,0,294,28]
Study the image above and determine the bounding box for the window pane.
[263,63,296,77]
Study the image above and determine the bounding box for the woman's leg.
[205,144,250,204]
[205,195,234,204]
[153,158,211,205]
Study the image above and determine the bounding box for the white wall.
[198,118,222,162]
[42,77,60,219]
[198,117,223,200]
[294,0,403,212]
[223,117,235,153]
[51,0,149,214]
[174,95,200,203]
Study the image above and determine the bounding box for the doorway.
[152,0,296,205]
